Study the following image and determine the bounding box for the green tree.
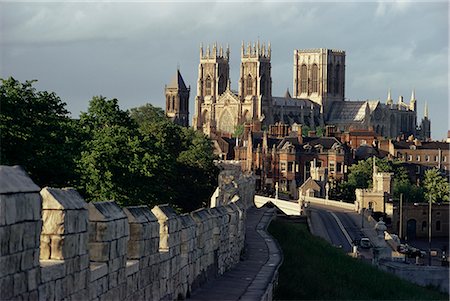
[77,97,169,206]
[233,124,244,138]
[423,168,449,203]
[0,77,81,187]
[130,103,219,212]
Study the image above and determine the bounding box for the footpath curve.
[188,206,282,301]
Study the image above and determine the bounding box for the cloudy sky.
[1,1,448,139]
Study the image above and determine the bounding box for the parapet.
[1,165,250,301]
[200,42,229,61]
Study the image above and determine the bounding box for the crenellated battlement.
[0,165,255,301]
[241,40,271,59]
[200,42,230,61]
[295,48,345,55]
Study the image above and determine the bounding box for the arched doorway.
[406,219,416,240]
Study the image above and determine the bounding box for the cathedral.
[168,41,430,140]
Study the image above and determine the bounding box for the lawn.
[268,219,448,300]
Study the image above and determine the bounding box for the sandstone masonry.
[0,165,255,301]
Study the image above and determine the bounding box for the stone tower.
[293,48,345,115]
[165,69,190,127]
[418,102,431,141]
[193,43,230,135]
[239,40,272,125]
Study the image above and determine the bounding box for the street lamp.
[428,194,432,266]
[399,193,403,240]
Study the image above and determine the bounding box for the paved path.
[188,206,281,301]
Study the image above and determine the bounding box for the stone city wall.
[0,165,255,301]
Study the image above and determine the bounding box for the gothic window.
[246,75,253,96]
[311,64,318,93]
[261,74,266,96]
[334,64,340,95]
[218,75,225,95]
[167,96,171,111]
[202,109,210,123]
[172,96,176,111]
[327,63,333,94]
[205,76,212,96]
[219,110,234,134]
[300,65,307,93]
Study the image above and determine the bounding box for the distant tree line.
[330,157,449,204]
[0,77,218,212]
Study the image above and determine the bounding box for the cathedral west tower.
[239,41,273,125]
[192,43,230,135]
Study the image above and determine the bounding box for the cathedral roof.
[392,141,449,150]
[167,69,188,90]
[327,101,368,123]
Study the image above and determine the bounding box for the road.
[309,203,371,257]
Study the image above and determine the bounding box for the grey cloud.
[0,2,448,138]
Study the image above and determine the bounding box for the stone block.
[0,225,10,255]
[41,187,87,210]
[9,222,24,253]
[88,222,96,242]
[110,239,118,259]
[109,270,118,289]
[40,235,51,260]
[21,248,36,270]
[23,221,40,250]
[127,239,143,259]
[110,256,123,273]
[79,231,88,255]
[117,237,128,257]
[80,254,90,270]
[88,201,126,222]
[0,275,13,299]
[89,242,110,262]
[13,271,27,296]
[90,262,108,282]
[95,221,115,242]
[40,260,65,282]
[0,252,21,277]
[66,210,87,234]
[41,209,65,235]
[27,268,39,291]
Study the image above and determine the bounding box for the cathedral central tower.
[293,48,345,115]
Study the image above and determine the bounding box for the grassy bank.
[268,219,448,300]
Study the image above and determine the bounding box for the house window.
[435,156,439,162]
[443,156,447,162]
[408,155,412,161]
[416,166,420,174]
[288,162,293,172]
[329,161,335,173]
[425,155,430,162]
[280,162,287,172]
[436,221,441,231]
[421,221,427,231]
[416,155,420,161]
[336,162,342,173]
[436,211,441,216]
